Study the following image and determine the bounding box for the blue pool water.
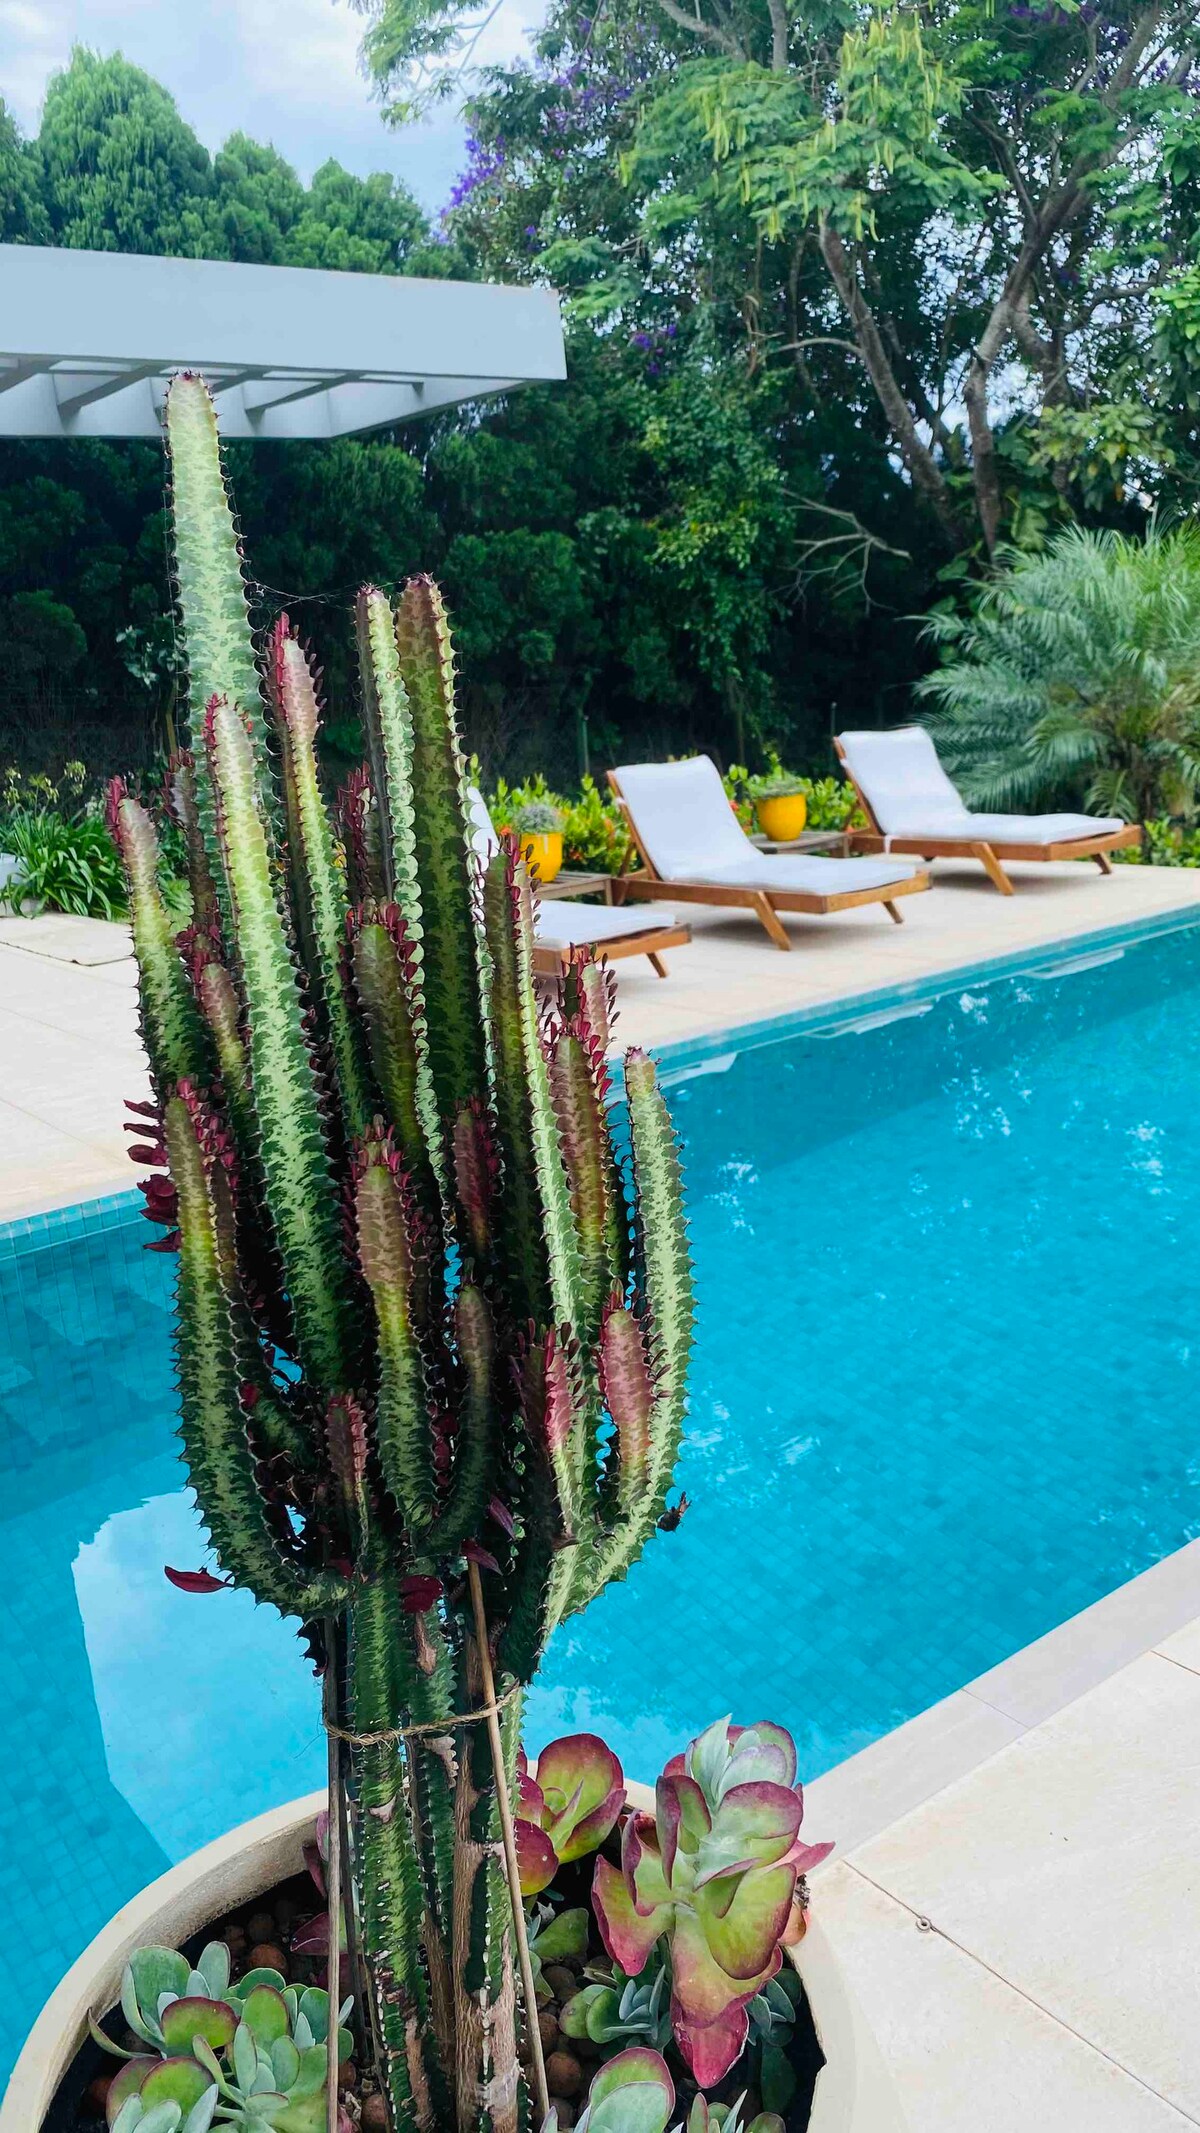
[4,913,1200,2077]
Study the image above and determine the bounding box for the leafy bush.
[488,770,633,870]
[724,762,860,832]
[919,523,1200,824]
[1114,817,1200,866]
[0,808,128,919]
[0,760,190,921]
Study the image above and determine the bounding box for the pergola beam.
[0,244,565,440]
[53,362,161,417]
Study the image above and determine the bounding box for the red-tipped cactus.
[592,1722,832,2088]
[114,372,694,2133]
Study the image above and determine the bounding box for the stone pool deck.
[3,854,1200,2127]
[5,854,1200,1223]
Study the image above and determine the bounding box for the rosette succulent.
[93,1941,352,2133]
[516,1733,626,1895]
[592,1720,832,2086]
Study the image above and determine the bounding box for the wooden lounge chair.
[835,727,1140,896]
[467,789,690,977]
[605,756,929,951]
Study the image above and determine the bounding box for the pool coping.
[804,1533,1200,1856]
[633,895,1200,1073]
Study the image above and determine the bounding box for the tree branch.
[650,0,746,59]
[766,0,788,72]
[818,221,966,548]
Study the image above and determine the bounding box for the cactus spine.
[115,372,693,2133]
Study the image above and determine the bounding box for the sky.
[0,0,548,215]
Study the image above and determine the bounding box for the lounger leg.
[648,952,668,977]
[971,841,1015,895]
[1094,850,1113,875]
[753,893,792,951]
[883,899,904,924]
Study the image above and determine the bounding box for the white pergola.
[0,243,566,439]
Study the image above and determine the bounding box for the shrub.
[489,771,633,872]
[919,522,1200,825]
[0,807,127,919]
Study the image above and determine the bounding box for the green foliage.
[117,375,693,2131]
[920,522,1200,824]
[724,763,859,831]
[1114,818,1200,868]
[94,1936,352,2133]
[0,762,136,919]
[488,772,633,872]
[513,798,564,833]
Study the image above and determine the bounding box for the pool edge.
[803,1533,1200,1857]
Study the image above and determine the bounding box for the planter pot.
[754,794,808,843]
[519,830,563,884]
[4,1796,906,2133]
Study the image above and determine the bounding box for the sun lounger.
[604,755,928,951]
[467,788,690,976]
[835,727,1140,895]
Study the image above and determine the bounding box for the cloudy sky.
[0,0,547,214]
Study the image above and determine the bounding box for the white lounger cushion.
[613,754,918,890]
[533,902,674,947]
[837,728,1122,841]
[465,788,678,942]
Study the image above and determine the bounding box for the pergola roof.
[0,243,566,440]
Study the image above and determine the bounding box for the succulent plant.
[111,371,693,2133]
[512,800,565,834]
[591,1721,831,2088]
[93,1942,352,2133]
[546,2047,676,2133]
[559,1948,671,2056]
[516,1734,626,1895]
[526,1903,591,2005]
[676,2093,783,2133]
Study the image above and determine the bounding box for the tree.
[0,52,448,778]
[38,49,215,255]
[919,522,1200,825]
[360,0,1200,557]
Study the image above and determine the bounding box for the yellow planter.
[755,792,808,843]
[519,829,563,884]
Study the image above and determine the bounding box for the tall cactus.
[112,372,693,2133]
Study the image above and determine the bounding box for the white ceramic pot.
[2,1794,906,2132]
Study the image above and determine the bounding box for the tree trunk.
[818,222,967,550]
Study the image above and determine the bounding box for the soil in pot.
[47,1849,825,2131]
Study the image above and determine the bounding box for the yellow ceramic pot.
[520,829,563,884]
[755,792,808,843]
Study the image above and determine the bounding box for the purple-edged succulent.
[515,1732,626,1895]
[546,2046,676,2133]
[592,1720,832,2088]
[91,1938,352,2133]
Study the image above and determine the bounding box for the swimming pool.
[4,912,1200,2078]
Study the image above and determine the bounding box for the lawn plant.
[110,372,695,2133]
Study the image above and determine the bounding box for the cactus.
[113,372,693,2133]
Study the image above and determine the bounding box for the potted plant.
[1,374,905,2133]
[513,799,565,884]
[746,769,808,846]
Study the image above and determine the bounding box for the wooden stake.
[324,1628,345,2133]
[467,1559,551,2128]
